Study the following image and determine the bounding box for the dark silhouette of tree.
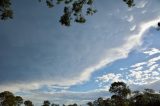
[87,102,93,106]
[0,0,13,20]
[0,91,16,106]
[103,98,112,106]
[0,0,96,26]
[15,96,23,106]
[68,103,78,106]
[109,82,131,106]
[1,82,160,106]
[97,97,105,106]
[158,22,160,27]
[129,88,160,106]
[51,103,59,106]
[42,100,51,106]
[123,0,135,7]
[109,82,131,99]
[0,0,138,26]
[24,100,34,106]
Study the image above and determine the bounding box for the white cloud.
[136,0,148,8]
[78,16,160,86]
[98,73,124,83]
[143,48,160,56]
[131,62,147,68]
[129,70,143,79]
[127,15,134,22]
[130,25,136,31]
[120,68,128,71]
[97,52,160,88]
[148,56,160,62]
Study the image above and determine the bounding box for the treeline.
[0,82,160,106]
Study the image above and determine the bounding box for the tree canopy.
[1,82,160,106]
[0,0,136,26]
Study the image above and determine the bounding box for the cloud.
[77,16,160,88]
[143,48,160,56]
[136,0,148,8]
[1,0,160,93]
[131,62,147,68]
[22,90,110,105]
[1,0,160,104]
[130,25,136,31]
[127,15,134,22]
[97,73,124,83]
[97,48,160,88]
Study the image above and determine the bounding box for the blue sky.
[0,0,160,105]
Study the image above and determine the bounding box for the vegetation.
[0,0,135,26]
[0,82,160,106]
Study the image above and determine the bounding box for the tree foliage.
[0,0,13,20]
[0,0,137,26]
[109,82,131,99]
[1,82,160,106]
[24,100,34,106]
[42,100,51,106]
[123,0,135,7]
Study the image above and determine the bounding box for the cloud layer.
[97,48,160,90]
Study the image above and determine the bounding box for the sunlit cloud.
[97,47,160,89]
[143,48,160,56]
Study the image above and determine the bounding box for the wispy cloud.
[97,48,160,89]
[143,48,160,56]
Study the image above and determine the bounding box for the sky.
[0,0,160,105]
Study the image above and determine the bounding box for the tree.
[87,102,93,106]
[97,97,104,106]
[109,82,131,106]
[103,98,112,106]
[68,103,78,106]
[109,82,131,99]
[123,0,135,7]
[0,91,16,106]
[0,0,13,20]
[51,103,59,106]
[0,0,136,26]
[158,22,160,27]
[15,96,23,106]
[42,100,51,106]
[24,100,34,106]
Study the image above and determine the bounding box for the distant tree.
[97,97,104,106]
[158,22,160,27]
[15,96,23,106]
[68,103,78,106]
[103,98,112,106]
[0,91,16,106]
[87,102,93,106]
[1,82,160,106]
[0,0,136,26]
[24,100,34,106]
[109,82,131,99]
[93,100,99,106]
[42,100,51,106]
[51,103,59,106]
[109,82,131,106]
